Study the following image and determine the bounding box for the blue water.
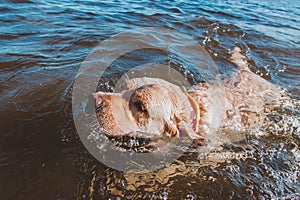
[0,0,299,199]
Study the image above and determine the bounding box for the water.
[0,0,299,199]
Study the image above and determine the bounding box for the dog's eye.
[134,101,144,112]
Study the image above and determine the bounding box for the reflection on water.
[0,0,299,199]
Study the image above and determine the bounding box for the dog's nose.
[93,93,103,109]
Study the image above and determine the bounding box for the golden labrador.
[92,47,282,146]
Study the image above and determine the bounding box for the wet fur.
[93,47,283,145]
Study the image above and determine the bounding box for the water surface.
[0,0,299,199]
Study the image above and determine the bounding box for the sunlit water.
[0,0,299,199]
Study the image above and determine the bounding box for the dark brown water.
[0,0,299,199]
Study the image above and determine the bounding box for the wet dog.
[91,47,282,146]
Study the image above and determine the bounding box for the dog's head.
[93,77,205,145]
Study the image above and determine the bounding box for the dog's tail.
[230,47,251,72]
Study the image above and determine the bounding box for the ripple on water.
[0,0,299,199]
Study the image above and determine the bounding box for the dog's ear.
[173,113,206,146]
